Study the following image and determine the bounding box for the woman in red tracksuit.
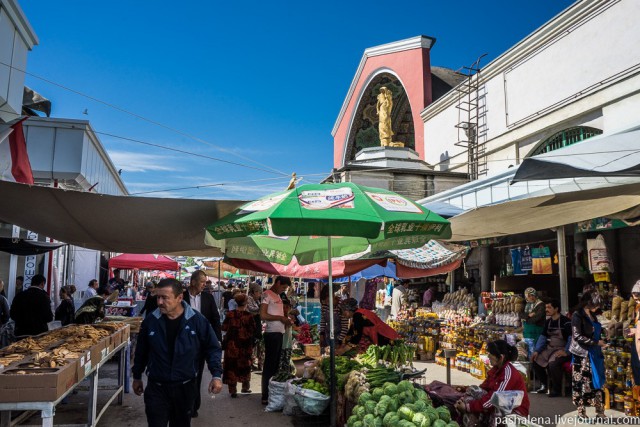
[455,340,530,422]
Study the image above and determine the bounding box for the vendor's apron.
[535,327,565,368]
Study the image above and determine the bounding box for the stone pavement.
[17,359,635,426]
[411,361,635,427]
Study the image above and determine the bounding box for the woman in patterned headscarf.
[521,287,546,356]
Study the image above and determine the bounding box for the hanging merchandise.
[510,248,526,276]
[521,246,533,271]
[360,279,378,310]
[587,234,613,273]
[531,246,552,275]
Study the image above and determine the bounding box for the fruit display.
[388,315,441,356]
[433,288,478,316]
[346,380,458,427]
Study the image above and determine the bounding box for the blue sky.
[20,0,574,200]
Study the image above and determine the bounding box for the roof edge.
[420,0,604,122]
[1,0,38,48]
[25,117,129,195]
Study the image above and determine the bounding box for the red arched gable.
[333,38,433,168]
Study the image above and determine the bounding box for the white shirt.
[84,287,97,302]
[262,289,285,334]
[189,292,201,312]
[391,285,406,317]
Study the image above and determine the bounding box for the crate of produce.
[303,344,321,358]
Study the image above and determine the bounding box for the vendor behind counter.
[339,298,399,354]
[520,287,545,354]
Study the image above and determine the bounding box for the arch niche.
[344,73,415,163]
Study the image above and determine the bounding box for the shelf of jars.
[388,308,441,361]
[603,335,639,415]
[435,320,521,380]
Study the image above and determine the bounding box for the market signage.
[239,192,289,214]
[23,230,38,288]
[575,217,627,233]
[365,192,422,213]
[299,188,355,210]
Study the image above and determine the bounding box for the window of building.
[531,126,603,156]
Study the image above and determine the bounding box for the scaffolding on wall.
[455,54,488,180]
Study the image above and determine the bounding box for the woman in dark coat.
[55,286,75,326]
[569,291,607,420]
[221,294,256,397]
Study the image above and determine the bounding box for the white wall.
[424,103,464,168]
[422,0,640,176]
[24,118,128,195]
[0,0,37,123]
[70,246,99,296]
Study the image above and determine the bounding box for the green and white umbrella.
[206,182,451,259]
[205,182,450,427]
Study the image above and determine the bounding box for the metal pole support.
[446,358,451,385]
[444,348,457,386]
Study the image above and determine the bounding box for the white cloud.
[109,151,180,172]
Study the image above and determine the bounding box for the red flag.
[8,117,34,184]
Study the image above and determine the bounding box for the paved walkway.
[411,361,633,427]
[19,359,634,426]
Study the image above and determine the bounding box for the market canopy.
[0,237,65,256]
[447,182,640,241]
[225,256,386,279]
[108,253,179,270]
[0,180,246,256]
[222,269,250,279]
[332,262,397,282]
[512,125,640,183]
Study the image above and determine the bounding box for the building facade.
[332,0,640,305]
[0,0,127,304]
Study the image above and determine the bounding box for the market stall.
[0,322,130,426]
[106,253,179,316]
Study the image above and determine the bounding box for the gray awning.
[447,182,640,241]
[0,180,246,256]
[0,237,65,255]
[512,125,640,182]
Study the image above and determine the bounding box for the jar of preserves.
[624,391,636,416]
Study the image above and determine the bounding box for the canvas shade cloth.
[108,253,179,270]
[0,180,246,256]
[512,125,640,182]
[0,237,65,255]
[331,261,398,282]
[396,258,463,278]
[389,240,467,269]
[224,256,385,279]
[448,182,640,241]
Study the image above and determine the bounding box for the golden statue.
[376,87,404,147]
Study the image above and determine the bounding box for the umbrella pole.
[327,236,336,427]
[304,282,308,322]
[217,261,222,315]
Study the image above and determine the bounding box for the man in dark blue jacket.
[132,278,222,426]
